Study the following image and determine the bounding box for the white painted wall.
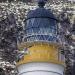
[17,63,64,75]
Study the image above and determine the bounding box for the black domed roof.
[27,0,56,20]
[27,8,56,19]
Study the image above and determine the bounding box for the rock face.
[0,68,5,75]
[0,13,17,62]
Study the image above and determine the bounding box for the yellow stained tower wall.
[17,44,64,66]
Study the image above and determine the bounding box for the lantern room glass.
[24,18,57,42]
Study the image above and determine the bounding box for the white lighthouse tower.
[17,0,65,75]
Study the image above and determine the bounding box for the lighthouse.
[17,0,65,75]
